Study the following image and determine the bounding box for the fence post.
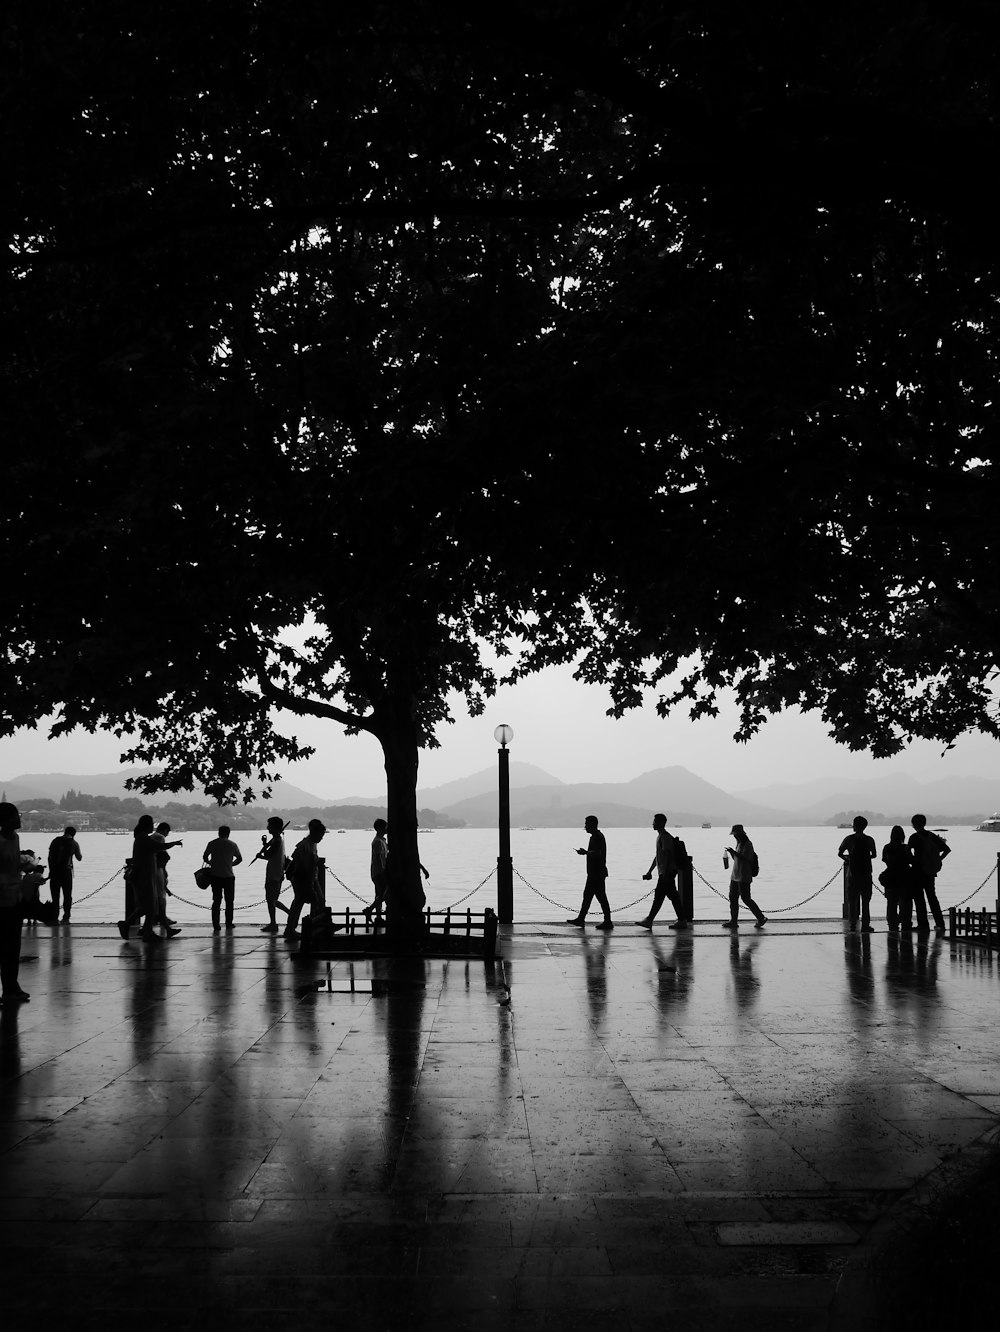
[679,851,694,921]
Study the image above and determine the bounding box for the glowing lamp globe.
[494,724,514,748]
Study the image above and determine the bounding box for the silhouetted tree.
[4,3,1000,931]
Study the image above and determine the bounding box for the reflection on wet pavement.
[1,920,998,1329]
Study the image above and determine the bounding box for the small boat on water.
[701,822,711,829]
[973,812,1000,832]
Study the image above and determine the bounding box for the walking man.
[567,815,613,930]
[722,825,767,929]
[202,826,243,933]
[838,815,877,932]
[47,825,82,923]
[637,813,689,929]
[284,819,327,940]
[259,816,290,933]
[908,814,950,934]
[364,818,389,918]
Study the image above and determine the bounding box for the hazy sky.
[2,663,998,800]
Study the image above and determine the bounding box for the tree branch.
[257,672,375,735]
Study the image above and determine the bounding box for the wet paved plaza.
[2,919,999,1330]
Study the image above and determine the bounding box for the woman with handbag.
[880,825,913,933]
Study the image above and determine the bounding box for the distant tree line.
[16,793,464,833]
[825,810,983,827]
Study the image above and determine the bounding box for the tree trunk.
[379,723,427,945]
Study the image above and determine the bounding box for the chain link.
[949,865,997,909]
[692,864,842,913]
[444,866,496,911]
[71,864,125,904]
[513,865,575,913]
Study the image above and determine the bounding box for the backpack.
[672,837,689,867]
[749,848,760,878]
[920,832,946,876]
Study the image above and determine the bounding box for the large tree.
[4,3,1000,931]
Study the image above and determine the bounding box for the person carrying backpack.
[722,825,767,929]
[908,814,950,934]
[637,812,690,930]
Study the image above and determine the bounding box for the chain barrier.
[326,868,369,905]
[513,865,576,914]
[56,853,1000,922]
[692,863,842,913]
[444,866,496,912]
[949,865,997,910]
[611,886,655,914]
[71,865,125,905]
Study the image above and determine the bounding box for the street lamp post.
[495,724,514,923]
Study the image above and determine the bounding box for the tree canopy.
[4,2,1000,921]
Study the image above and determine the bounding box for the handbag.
[194,865,213,890]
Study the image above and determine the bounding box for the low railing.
[948,906,998,946]
[299,905,498,958]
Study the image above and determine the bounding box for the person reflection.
[649,931,692,1034]
[843,931,875,1009]
[726,936,760,1011]
[582,932,610,1029]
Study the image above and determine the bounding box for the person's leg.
[49,875,61,916]
[263,882,278,930]
[211,880,223,931]
[740,885,766,926]
[0,905,26,999]
[639,878,668,926]
[860,882,872,930]
[664,876,687,925]
[912,875,930,932]
[568,881,596,925]
[724,882,740,926]
[886,886,899,931]
[925,877,945,931]
[593,882,613,928]
[224,880,235,928]
[285,889,305,936]
[846,873,859,930]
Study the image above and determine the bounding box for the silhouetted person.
[567,815,613,930]
[0,803,30,1005]
[363,818,389,918]
[47,826,81,923]
[908,814,949,934]
[880,825,913,933]
[284,819,327,940]
[838,815,877,932]
[637,812,688,929]
[722,825,767,929]
[259,816,289,933]
[19,849,46,925]
[203,825,243,932]
[152,822,181,936]
[118,814,181,942]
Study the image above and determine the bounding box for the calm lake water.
[24,824,1000,926]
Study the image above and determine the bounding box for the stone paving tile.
[2,922,1000,1330]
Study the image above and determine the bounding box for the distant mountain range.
[733,771,1000,821]
[3,762,999,827]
